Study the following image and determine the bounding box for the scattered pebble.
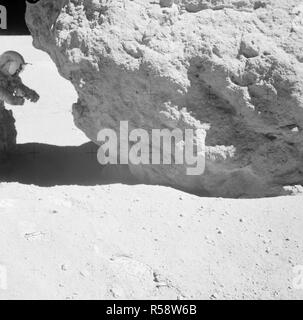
[210,293,218,300]
[61,264,69,271]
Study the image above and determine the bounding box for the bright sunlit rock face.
[26,0,303,198]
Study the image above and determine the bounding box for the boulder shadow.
[0,142,139,187]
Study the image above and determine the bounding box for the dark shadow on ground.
[0,142,139,187]
[0,142,210,197]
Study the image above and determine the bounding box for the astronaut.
[0,50,40,107]
[0,51,40,158]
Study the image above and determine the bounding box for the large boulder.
[26,0,303,197]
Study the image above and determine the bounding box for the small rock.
[210,293,218,300]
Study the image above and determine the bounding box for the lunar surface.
[0,36,303,300]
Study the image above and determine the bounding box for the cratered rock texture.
[26,0,303,197]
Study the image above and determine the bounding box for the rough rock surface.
[26,0,303,197]
[0,102,16,160]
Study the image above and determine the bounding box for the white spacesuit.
[0,51,40,157]
[0,50,39,107]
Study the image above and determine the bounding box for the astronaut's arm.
[13,79,40,103]
[0,87,25,105]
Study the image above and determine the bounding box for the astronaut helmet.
[0,51,27,76]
